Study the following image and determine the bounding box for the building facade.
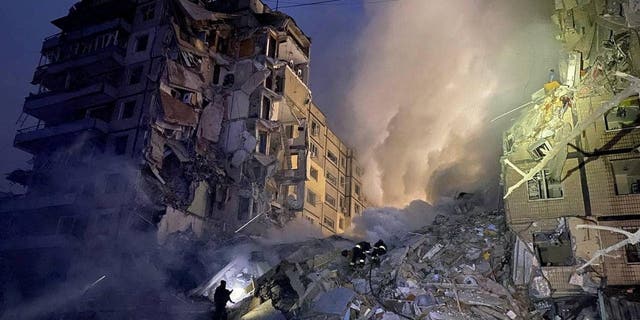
[0,0,366,314]
[501,0,640,309]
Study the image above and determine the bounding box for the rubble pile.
[234,206,530,320]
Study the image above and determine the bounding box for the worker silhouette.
[213,280,235,320]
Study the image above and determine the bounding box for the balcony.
[52,0,136,31]
[14,118,110,153]
[34,46,125,85]
[24,82,118,120]
[43,18,131,50]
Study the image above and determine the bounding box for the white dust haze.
[343,0,560,206]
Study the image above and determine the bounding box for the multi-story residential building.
[501,0,640,314]
[302,102,366,235]
[0,0,366,316]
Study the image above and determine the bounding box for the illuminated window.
[611,159,640,195]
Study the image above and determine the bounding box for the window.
[354,183,361,197]
[310,166,318,181]
[266,35,277,59]
[527,170,563,200]
[528,139,552,160]
[340,176,346,188]
[307,190,317,206]
[339,218,344,230]
[323,216,335,230]
[128,65,144,85]
[261,96,271,120]
[356,166,364,176]
[326,172,337,187]
[624,228,640,263]
[213,64,221,85]
[140,4,155,21]
[325,194,336,208]
[327,151,338,165]
[354,203,361,215]
[290,154,299,170]
[257,132,268,154]
[341,156,347,169]
[611,159,640,195]
[605,95,640,131]
[134,34,149,52]
[339,196,347,214]
[311,121,319,137]
[533,230,574,267]
[87,104,114,122]
[121,101,136,119]
[114,135,128,155]
[286,125,294,139]
[309,142,318,158]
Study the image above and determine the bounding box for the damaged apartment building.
[501,0,640,317]
[0,0,366,307]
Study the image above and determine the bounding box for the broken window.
[527,170,563,200]
[306,190,317,206]
[128,65,144,85]
[140,4,155,21]
[323,216,335,230]
[533,230,574,267]
[309,142,318,158]
[326,172,337,187]
[611,159,640,195]
[257,131,268,154]
[261,96,271,120]
[327,150,338,165]
[528,139,552,160]
[134,34,149,52]
[114,135,128,155]
[605,95,640,131]
[624,228,640,263]
[121,101,136,119]
[325,194,336,208]
[310,166,318,181]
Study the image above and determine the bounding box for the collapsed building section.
[501,0,640,317]
[0,0,367,316]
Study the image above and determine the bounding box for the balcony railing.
[24,82,118,120]
[14,118,110,153]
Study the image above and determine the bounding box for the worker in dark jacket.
[213,280,234,320]
[371,239,388,264]
[354,241,372,268]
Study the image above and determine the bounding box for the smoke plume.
[342,0,559,206]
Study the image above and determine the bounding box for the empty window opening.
[612,159,640,195]
[323,216,335,230]
[310,166,318,181]
[257,131,268,154]
[261,96,271,120]
[135,34,149,52]
[527,170,563,200]
[605,95,640,131]
[624,228,640,263]
[121,101,136,119]
[533,230,574,267]
[326,172,337,187]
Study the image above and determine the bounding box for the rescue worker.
[353,241,372,268]
[371,239,388,264]
[213,280,235,320]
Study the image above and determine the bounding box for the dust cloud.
[343,0,560,206]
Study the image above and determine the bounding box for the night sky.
[0,0,372,192]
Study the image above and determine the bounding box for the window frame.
[527,170,564,201]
